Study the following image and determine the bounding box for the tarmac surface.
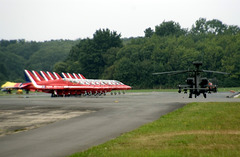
[0,92,239,157]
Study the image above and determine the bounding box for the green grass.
[70,102,240,157]
[218,87,240,92]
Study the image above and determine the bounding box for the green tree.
[225,25,240,35]
[93,28,122,52]
[191,18,208,34]
[53,61,68,73]
[155,21,186,37]
[144,27,154,38]
[113,57,137,85]
[191,18,240,35]
[66,29,122,78]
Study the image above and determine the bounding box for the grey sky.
[0,0,239,41]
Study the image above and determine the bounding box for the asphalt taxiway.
[0,92,239,157]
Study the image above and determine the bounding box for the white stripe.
[47,71,54,80]
[25,70,43,88]
[73,73,79,79]
[78,74,83,79]
[53,72,60,79]
[62,72,68,78]
[32,71,41,81]
[67,73,73,79]
[63,86,101,89]
[40,71,48,81]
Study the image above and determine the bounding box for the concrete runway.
[0,92,239,157]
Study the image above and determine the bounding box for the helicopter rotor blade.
[202,70,230,75]
[152,70,190,75]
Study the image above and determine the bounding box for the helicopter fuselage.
[153,61,226,98]
[178,72,217,98]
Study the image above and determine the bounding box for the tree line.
[0,39,79,85]
[54,18,240,88]
[0,18,239,88]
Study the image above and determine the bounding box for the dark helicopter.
[153,61,230,98]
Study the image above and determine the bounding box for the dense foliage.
[55,18,240,88]
[1,18,239,88]
[0,39,79,85]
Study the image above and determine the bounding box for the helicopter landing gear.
[189,93,192,98]
[178,88,182,93]
[203,93,207,98]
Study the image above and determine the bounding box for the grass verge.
[70,102,240,157]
